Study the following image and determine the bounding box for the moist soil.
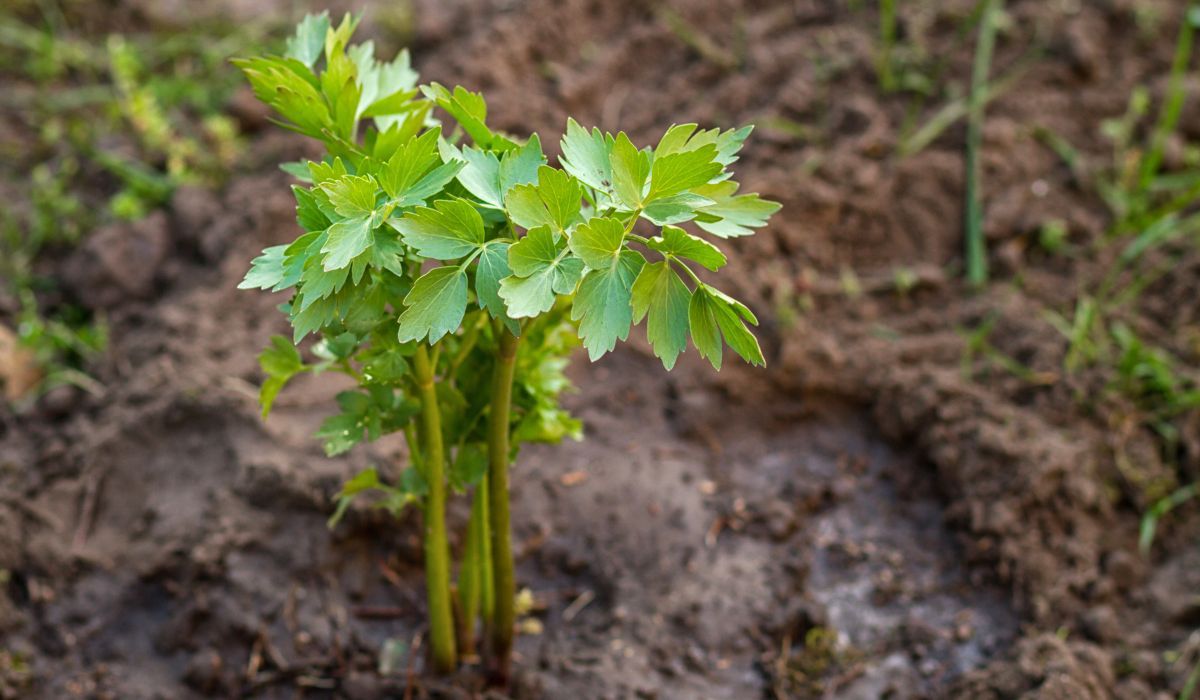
[2,0,1199,698]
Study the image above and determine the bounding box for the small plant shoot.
[235,12,778,680]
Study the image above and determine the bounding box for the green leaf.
[260,334,304,377]
[351,43,419,121]
[285,12,331,67]
[572,249,644,360]
[294,185,332,232]
[499,134,546,193]
[421,83,517,150]
[688,289,724,370]
[559,118,613,193]
[239,245,287,290]
[610,132,648,209]
[641,192,715,226]
[631,261,692,370]
[647,144,721,201]
[258,335,307,417]
[711,125,754,170]
[328,466,382,527]
[647,225,727,270]
[377,128,440,200]
[390,197,484,260]
[317,410,366,455]
[396,266,469,343]
[456,136,546,211]
[233,56,330,139]
[455,145,503,208]
[504,165,583,235]
[693,181,781,238]
[401,160,466,208]
[691,284,764,368]
[280,161,314,181]
[656,124,752,172]
[450,443,488,491]
[475,241,512,318]
[307,157,348,184]
[321,175,377,217]
[321,215,374,270]
[655,123,700,156]
[499,226,584,318]
[567,217,625,269]
[297,262,350,310]
[709,287,763,366]
[362,349,409,385]
[315,384,419,456]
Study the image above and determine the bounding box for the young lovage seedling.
[236,12,779,680]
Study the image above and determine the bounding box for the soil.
[1,0,1199,698]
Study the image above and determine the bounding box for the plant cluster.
[236,12,778,678]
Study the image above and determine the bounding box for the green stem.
[965,0,1002,288]
[413,345,457,674]
[487,327,520,684]
[878,0,897,92]
[479,474,495,627]
[458,484,488,657]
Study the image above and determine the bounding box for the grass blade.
[965,0,1003,288]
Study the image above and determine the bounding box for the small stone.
[1081,605,1121,644]
[1105,550,1141,591]
[182,648,223,694]
[37,385,80,420]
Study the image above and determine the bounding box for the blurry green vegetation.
[1032,5,1200,538]
[1046,8,1200,426]
[0,1,264,402]
[770,626,861,698]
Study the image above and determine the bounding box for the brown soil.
[2,0,1199,698]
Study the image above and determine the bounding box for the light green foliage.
[239,9,777,442]
[499,226,584,318]
[397,266,469,343]
[237,12,778,673]
[392,197,485,259]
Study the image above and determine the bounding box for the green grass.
[965,0,1003,287]
[0,6,265,402]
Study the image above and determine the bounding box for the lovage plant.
[236,12,779,680]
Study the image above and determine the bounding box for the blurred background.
[1,0,1199,698]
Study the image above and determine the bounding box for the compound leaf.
[572,249,644,360]
[499,226,583,318]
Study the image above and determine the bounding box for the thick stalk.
[413,345,457,674]
[479,473,495,627]
[487,328,520,683]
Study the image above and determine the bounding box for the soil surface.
[2,0,1199,698]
